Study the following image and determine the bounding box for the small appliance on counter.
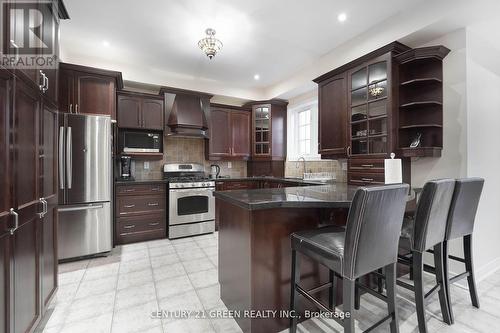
[163,163,215,239]
[119,155,134,180]
[210,164,220,179]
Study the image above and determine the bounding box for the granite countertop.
[115,178,168,185]
[213,176,330,186]
[213,183,416,210]
[213,183,359,210]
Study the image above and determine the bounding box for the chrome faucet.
[297,157,306,179]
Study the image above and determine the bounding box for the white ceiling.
[60,0,497,102]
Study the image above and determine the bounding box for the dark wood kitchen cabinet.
[39,103,58,310]
[1,0,65,107]
[244,100,287,161]
[115,183,166,245]
[11,77,42,333]
[0,65,59,333]
[117,91,164,130]
[206,104,251,160]
[318,73,348,156]
[59,63,123,118]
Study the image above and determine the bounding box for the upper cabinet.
[58,63,123,119]
[347,54,394,158]
[117,91,164,130]
[245,100,287,161]
[318,73,348,156]
[206,104,251,160]
[314,42,449,161]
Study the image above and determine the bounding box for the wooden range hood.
[160,86,213,138]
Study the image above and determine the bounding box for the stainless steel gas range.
[163,163,215,238]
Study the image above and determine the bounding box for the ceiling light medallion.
[198,28,223,59]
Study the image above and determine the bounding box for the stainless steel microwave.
[119,130,162,153]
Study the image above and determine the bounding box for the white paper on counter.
[385,158,402,184]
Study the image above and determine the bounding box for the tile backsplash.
[130,137,247,179]
[284,159,347,182]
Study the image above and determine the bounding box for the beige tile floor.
[35,232,500,333]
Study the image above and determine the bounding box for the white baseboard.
[476,256,500,283]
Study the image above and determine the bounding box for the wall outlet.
[144,161,150,170]
[227,162,232,169]
[342,162,347,171]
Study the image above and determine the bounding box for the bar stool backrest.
[445,178,485,241]
[344,184,409,280]
[412,179,455,252]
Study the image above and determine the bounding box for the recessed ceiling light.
[337,13,347,23]
[254,74,260,80]
[102,40,110,47]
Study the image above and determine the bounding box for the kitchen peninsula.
[214,183,415,333]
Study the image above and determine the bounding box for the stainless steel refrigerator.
[58,114,112,260]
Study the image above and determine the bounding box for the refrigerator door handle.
[59,126,65,189]
[58,204,105,212]
[66,127,72,189]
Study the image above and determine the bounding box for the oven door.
[169,187,215,225]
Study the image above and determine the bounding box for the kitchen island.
[214,183,414,333]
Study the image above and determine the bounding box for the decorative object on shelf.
[198,28,223,59]
[369,82,385,98]
[410,132,422,148]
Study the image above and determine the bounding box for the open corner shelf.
[397,147,442,158]
[395,45,448,158]
[400,101,442,109]
[400,78,442,86]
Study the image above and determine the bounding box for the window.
[287,101,320,161]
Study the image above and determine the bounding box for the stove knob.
[202,183,206,187]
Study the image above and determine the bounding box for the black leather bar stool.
[397,179,455,333]
[442,177,484,322]
[290,184,409,333]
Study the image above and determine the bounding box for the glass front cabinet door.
[253,105,271,156]
[348,55,392,157]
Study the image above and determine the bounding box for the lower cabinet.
[115,184,167,245]
[0,232,10,333]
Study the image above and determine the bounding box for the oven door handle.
[169,188,215,194]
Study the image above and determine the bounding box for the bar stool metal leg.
[386,263,399,333]
[413,251,428,333]
[354,278,360,310]
[464,235,480,308]
[290,250,300,333]
[442,240,454,323]
[433,242,452,325]
[329,270,337,309]
[343,279,355,333]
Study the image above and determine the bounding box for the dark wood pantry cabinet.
[0,67,59,333]
[206,104,251,160]
[117,91,164,130]
[59,63,123,119]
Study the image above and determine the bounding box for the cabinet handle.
[9,208,19,235]
[38,198,45,218]
[361,164,374,168]
[69,104,73,114]
[361,178,374,182]
[148,222,160,226]
[43,75,49,92]
[151,187,161,191]
[148,203,159,207]
[347,146,352,157]
[123,225,135,229]
[124,204,135,208]
[124,189,135,192]
[75,104,79,114]
[38,70,45,91]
